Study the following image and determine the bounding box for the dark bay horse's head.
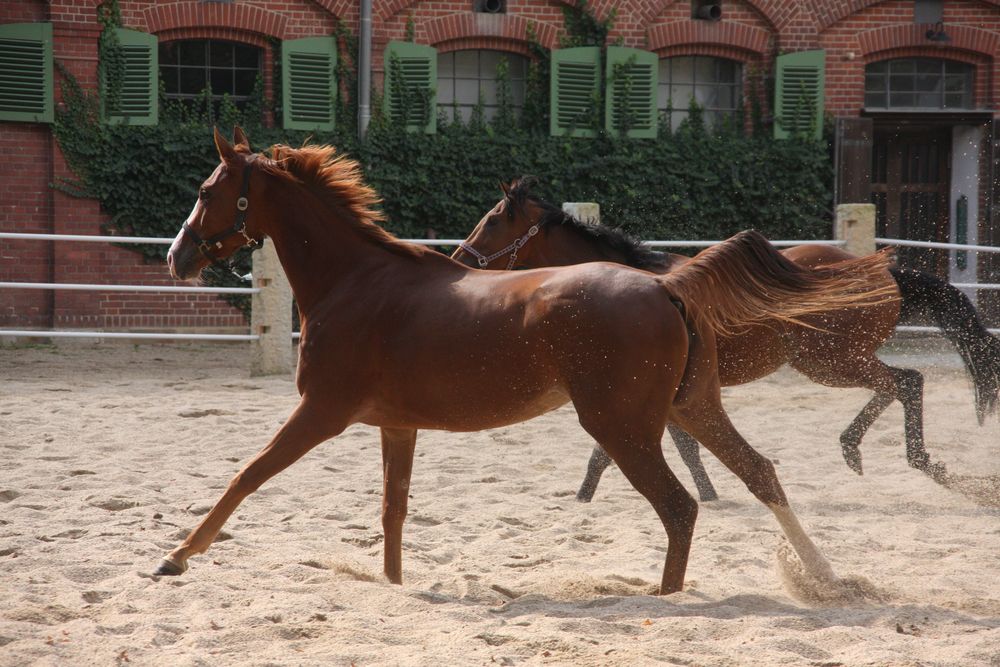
[168,127,265,281]
[451,178,550,270]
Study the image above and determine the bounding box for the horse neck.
[259,178,416,315]
[536,222,628,267]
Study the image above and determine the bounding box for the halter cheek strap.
[181,158,265,279]
[459,224,539,270]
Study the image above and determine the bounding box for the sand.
[1,341,998,666]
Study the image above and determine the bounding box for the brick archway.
[640,0,781,30]
[818,0,1000,32]
[142,2,289,39]
[648,21,770,55]
[424,13,559,50]
[856,24,1000,59]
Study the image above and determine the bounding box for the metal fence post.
[250,242,293,376]
[834,203,876,256]
[562,202,600,225]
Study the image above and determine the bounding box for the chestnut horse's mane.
[260,144,421,258]
[505,177,669,270]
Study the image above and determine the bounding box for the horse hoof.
[154,558,188,576]
[575,492,594,503]
[842,445,863,475]
[922,461,949,484]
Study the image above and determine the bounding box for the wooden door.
[871,126,951,275]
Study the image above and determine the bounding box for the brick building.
[2,0,1000,332]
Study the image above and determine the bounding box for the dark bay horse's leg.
[380,427,417,584]
[575,427,718,502]
[890,367,947,482]
[667,425,718,502]
[675,401,838,586]
[575,446,611,502]
[155,400,345,575]
[839,391,895,474]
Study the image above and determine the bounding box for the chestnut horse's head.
[168,127,265,280]
[452,177,549,270]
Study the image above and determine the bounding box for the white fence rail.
[4,228,1000,365]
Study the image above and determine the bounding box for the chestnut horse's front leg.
[380,427,417,584]
[155,400,345,575]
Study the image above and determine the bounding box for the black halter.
[181,157,265,279]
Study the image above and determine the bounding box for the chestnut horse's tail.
[660,230,898,336]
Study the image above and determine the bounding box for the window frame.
[864,58,974,110]
[657,55,743,131]
[436,49,528,124]
[158,38,263,109]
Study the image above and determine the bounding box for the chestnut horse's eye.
[199,188,211,202]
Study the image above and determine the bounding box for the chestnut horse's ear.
[233,126,251,153]
[499,180,511,197]
[213,126,239,165]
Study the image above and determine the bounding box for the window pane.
[865,91,887,107]
[945,60,971,75]
[915,59,940,75]
[944,92,965,108]
[507,56,526,79]
[890,74,915,91]
[437,52,454,77]
[234,69,258,96]
[716,58,737,82]
[671,57,695,83]
[671,110,689,131]
[658,59,671,84]
[234,43,259,68]
[456,79,480,105]
[867,60,887,74]
[179,67,207,94]
[864,73,885,92]
[437,79,454,104]
[454,51,478,77]
[670,84,694,108]
[511,81,525,105]
[890,60,916,74]
[694,57,714,83]
[210,68,232,94]
[479,50,501,78]
[715,85,734,109]
[210,41,234,68]
[161,67,178,94]
[179,42,206,66]
[889,91,916,106]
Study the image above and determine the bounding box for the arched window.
[864,58,973,109]
[437,49,528,123]
[159,39,263,110]
[658,56,742,131]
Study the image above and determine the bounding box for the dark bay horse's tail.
[660,230,898,336]
[892,267,1000,423]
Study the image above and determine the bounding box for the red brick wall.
[5,0,1000,331]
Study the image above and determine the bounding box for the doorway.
[870,125,951,276]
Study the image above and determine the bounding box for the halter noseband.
[181,157,265,279]
[459,223,539,270]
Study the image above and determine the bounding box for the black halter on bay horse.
[454,179,1000,503]
[160,127,899,595]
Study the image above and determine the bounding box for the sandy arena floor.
[1,341,998,666]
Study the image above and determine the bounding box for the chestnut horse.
[159,128,896,595]
[453,179,1000,502]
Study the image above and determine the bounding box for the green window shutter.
[383,41,436,134]
[550,47,600,137]
[604,46,658,139]
[0,22,53,123]
[774,49,825,140]
[105,28,157,126]
[282,36,337,131]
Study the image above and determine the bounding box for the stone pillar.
[562,202,600,224]
[834,203,876,257]
[250,242,293,376]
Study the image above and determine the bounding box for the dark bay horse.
[453,179,1000,502]
[159,128,897,595]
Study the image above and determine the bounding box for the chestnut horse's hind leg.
[155,400,345,575]
[675,402,837,585]
[575,426,718,503]
[380,427,417,584]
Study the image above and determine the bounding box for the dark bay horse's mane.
[261,144,422,258]
[506,177,670,271]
